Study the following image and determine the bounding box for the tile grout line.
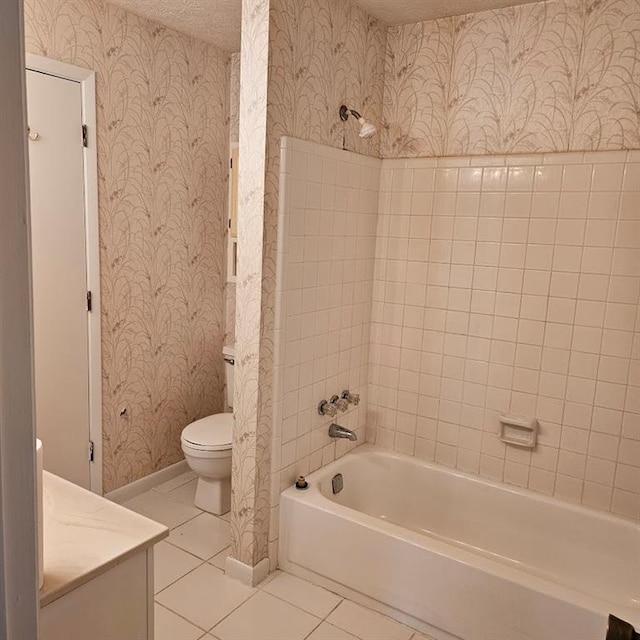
[154,555,207,597]
[206,587,262,634]
[154,601,209,635]
[300,597,350,640]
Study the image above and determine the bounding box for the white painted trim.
[225,556,270,587]
[105,460,190,504]
[25,54,103,495]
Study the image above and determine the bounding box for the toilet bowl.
[180,345,234,514]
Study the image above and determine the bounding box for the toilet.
[180,345,235,514]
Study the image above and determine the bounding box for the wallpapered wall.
[230,0,271,569]
[382,0,640,158]
[225,52,240,348]
[268,0,386,159]
[24,0,230,492]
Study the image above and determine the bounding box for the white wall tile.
[369,151,639,520]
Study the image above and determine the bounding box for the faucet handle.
[318,400,338,417]
[330,395,349,412]
[341,390,360,406]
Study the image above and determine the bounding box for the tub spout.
[329,423,357,441]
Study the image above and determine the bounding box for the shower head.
[358,119,377,139]
[339,105,377,139]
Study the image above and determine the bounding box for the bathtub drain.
[332,473,343,494]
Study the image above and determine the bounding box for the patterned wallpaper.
[224,52,240,348]
[230,0,271,568]
[382,0,640,158]
[24,0,230,492]
[269,0,386,158]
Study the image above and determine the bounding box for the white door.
[27,69,91,489]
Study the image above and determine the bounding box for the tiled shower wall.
[368,150,640,520]
[269,138,380,562]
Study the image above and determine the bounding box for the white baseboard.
[225,556,270,587]
[105,459,190,504]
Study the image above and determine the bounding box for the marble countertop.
[40,472,168,607]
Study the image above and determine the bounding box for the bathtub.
[279,445,639,640]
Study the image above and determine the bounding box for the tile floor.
[123,471,433,640]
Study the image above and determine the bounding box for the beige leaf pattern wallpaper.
[231,0,271,567]
[268,0,386,158]
[225,52,240,347]
[382,0,640,158]
[24,0,231,492]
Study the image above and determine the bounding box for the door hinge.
[86,290,92,312]
[88,440,95,462]
[82,124,88,148]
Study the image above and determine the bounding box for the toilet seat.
[181,413,233,452]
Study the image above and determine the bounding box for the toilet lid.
[181,413,233,451]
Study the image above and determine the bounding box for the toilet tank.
[223,345,235,410]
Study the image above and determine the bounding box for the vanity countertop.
[40,471,168,607]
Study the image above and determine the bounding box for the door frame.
[26,53,103,495]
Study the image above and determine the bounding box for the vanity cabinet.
[39,473,167,640]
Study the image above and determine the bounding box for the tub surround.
[40,471,167,607]
[269,137,380,567]
[370,149,640,520]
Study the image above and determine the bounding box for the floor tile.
[327,601,413,640]
[262,571,341,618]
[154,541,202,593]
[154,470,198,494]
[156,564,255,631]
[124,490,201,529]
[306,622,359,640]
[154,603,203,640]
[208,547,230,570]
[168,478,199,505]
[169,512,230,559]
[212,591,320,640]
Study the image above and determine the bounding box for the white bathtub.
[279,446,639,640]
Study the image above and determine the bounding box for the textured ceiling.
[105,0,547,52]
[353,0,544,25]
[107,0,241,52]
